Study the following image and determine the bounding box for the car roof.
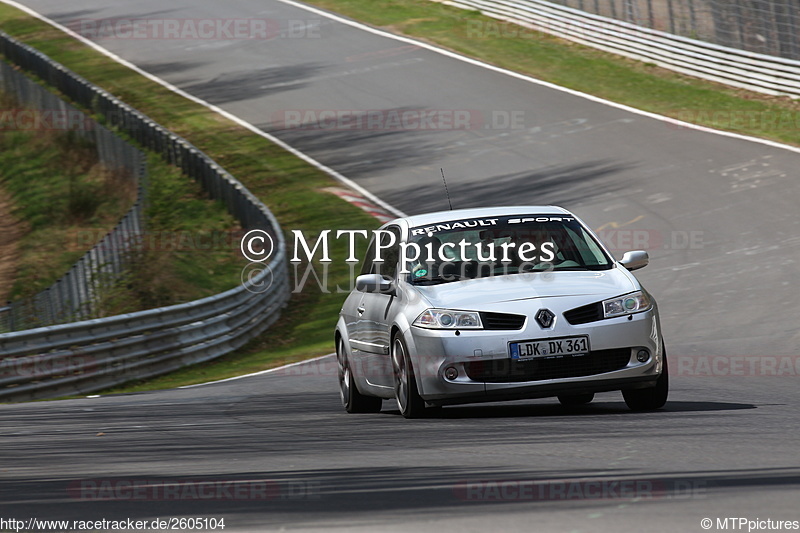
[397,206,572,228]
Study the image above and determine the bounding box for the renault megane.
[335,206,667,418]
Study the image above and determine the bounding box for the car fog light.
[444,367,459,380]
[637,349,650,363]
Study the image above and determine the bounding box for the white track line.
[265,0,800,155]
[0,0,407,219]
[179,353,335,388]
[4,0,800,191]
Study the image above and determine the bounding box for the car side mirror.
[355,274,395,294]
[619,250,649,271]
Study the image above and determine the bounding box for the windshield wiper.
[550,264,611,271]
[412,273,466,285]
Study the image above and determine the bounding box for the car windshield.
[406,214,612,284]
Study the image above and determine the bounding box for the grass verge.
[0,99,244,314]
[0,109,134,301]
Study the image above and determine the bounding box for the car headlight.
[413,309,483,329]
[602,291,652,319]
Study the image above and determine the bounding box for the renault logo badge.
[535,309,555,328]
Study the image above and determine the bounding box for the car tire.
[558,393,595,406]
[337,338,382,414]
[622,344,669,411]
[391,334,426,419]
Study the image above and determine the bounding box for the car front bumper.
[402,307,663,405]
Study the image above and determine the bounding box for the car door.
[344,235,376,368]
[358,226,402,389]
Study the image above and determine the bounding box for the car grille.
[563,302,603,325]
[480,312,526,330]
[464,348,631,383]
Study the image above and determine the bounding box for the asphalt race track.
[4,0,800,531]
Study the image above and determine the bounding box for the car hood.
[414,267,638,309]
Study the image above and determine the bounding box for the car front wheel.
[337,338,382,413]
[391,334,426,419]
[623,345,669,411]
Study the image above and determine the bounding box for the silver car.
[335,206,667,418]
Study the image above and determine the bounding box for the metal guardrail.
[441,0,800,97]
[547,0,800,62]
[0,31,290,402]
[0,60,147,331]
[0,268,288,401]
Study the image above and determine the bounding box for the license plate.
[510,336,590,360]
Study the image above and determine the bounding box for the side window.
[371,226,401,280]
[360,236,377,276]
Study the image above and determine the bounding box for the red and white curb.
[323,187,397,223]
